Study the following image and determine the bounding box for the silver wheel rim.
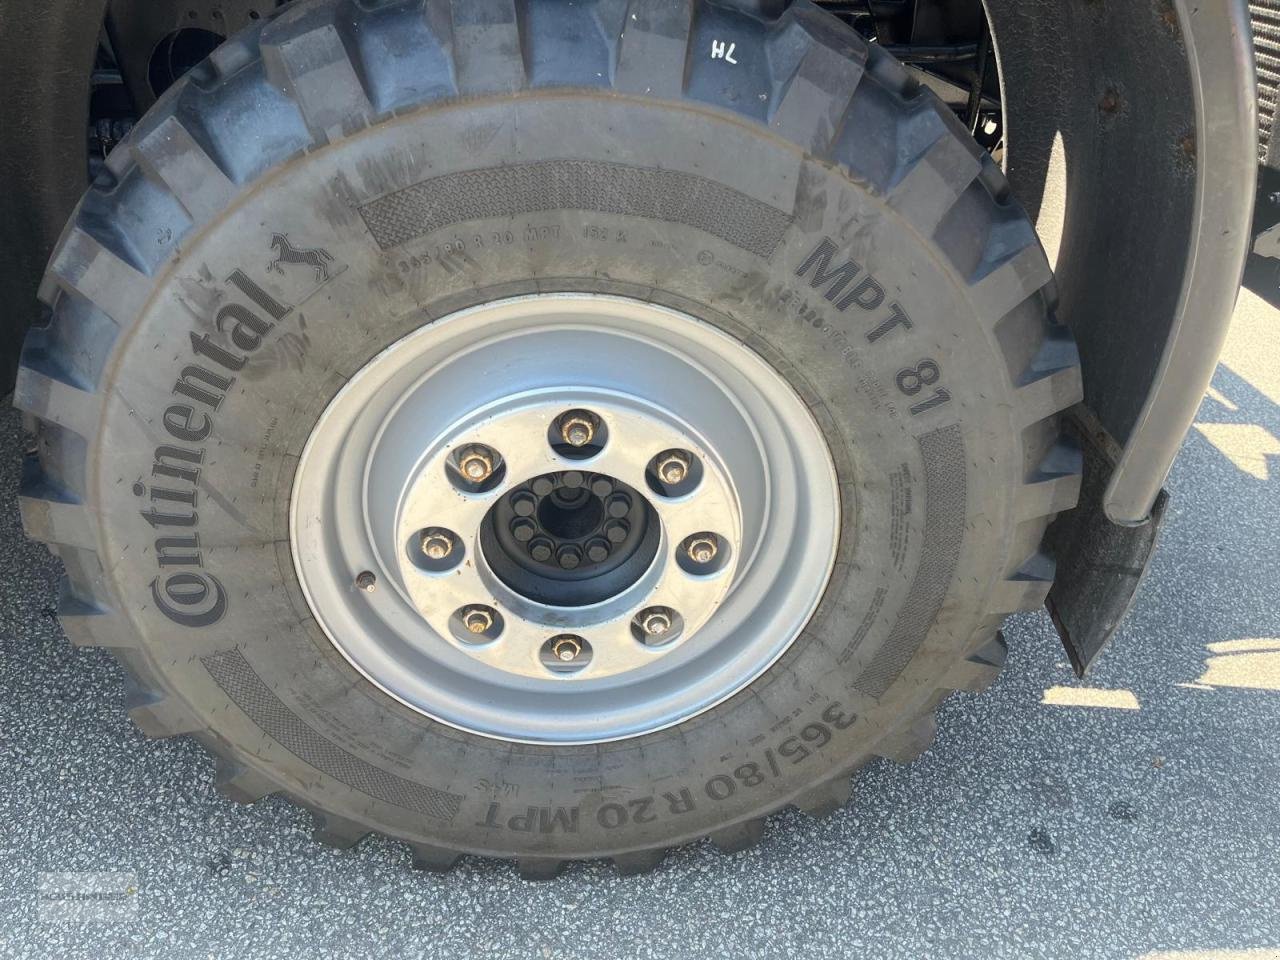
[291,295,841,744]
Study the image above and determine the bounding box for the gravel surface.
[1,295,1277,960]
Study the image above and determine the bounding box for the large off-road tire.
[16,0,1082,875]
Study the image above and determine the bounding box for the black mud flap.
[1043,409,1169,676]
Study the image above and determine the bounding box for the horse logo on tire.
[268,233,334,283]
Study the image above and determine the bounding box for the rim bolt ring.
[590,477,613,497]
[604,519,629,544]
[510,518,536,542]
[606,493,631,518]
[529,537,554,562]
[511,492,537,517]
[556,545,582,569]
[585,538,610,563]
[531,476,555,497]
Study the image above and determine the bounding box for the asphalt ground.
[0,281,1277,959]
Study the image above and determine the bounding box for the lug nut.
[511,518,536,542]
[457,445,496,482]
[685,535,718,565]
[355,570,377,592]
[529,537,554,562]
[657,451,691,485]
[511,492,536,517]
[556,545,582,569]
[606,493,631,518]
[559,413,596,448]
[551,635,583,662]
[632,606,681,646]
[421,531,453,560]
[461,606,495,634]
[604,519,629,544]
[640,609,672,637]
[586,538,610,563]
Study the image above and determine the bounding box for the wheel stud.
[559,412,596,448]
[604,519,629,544]
[355,570,377,592]
[556,545,582,569]
[550,410,607,460]
[585,538,610,563]
[414,527,462,570]
[461,606,495,634]
[421,531,453,560]
[529,537,554,562]
[686,535,718,565]
[457,444,497,483]
[452,603,502,643]
[640,608,672,637]
[657,451,691,485]
[511,518,536,542]
[631,605,682,646]
[541,634,592,673]
[551,635,582,662]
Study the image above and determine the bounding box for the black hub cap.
[481,470,659,606]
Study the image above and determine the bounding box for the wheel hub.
[290,295,841,743]
[480,470,660,607]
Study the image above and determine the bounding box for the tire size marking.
[471,702,857,834]
[582,224,628,244]
[896,358,952,417]
[791,237,918,353]
[396,225,561,277]
[790,237,959,417]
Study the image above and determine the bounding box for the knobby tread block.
[133,116,238,222]
[770,6,867,153]
[450,0,526,95]
[615,0,693,97]
[44,228,151,325]
[12,366,100,439]
[262,4,374,141]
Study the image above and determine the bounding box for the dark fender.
[983,0,1255,669]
